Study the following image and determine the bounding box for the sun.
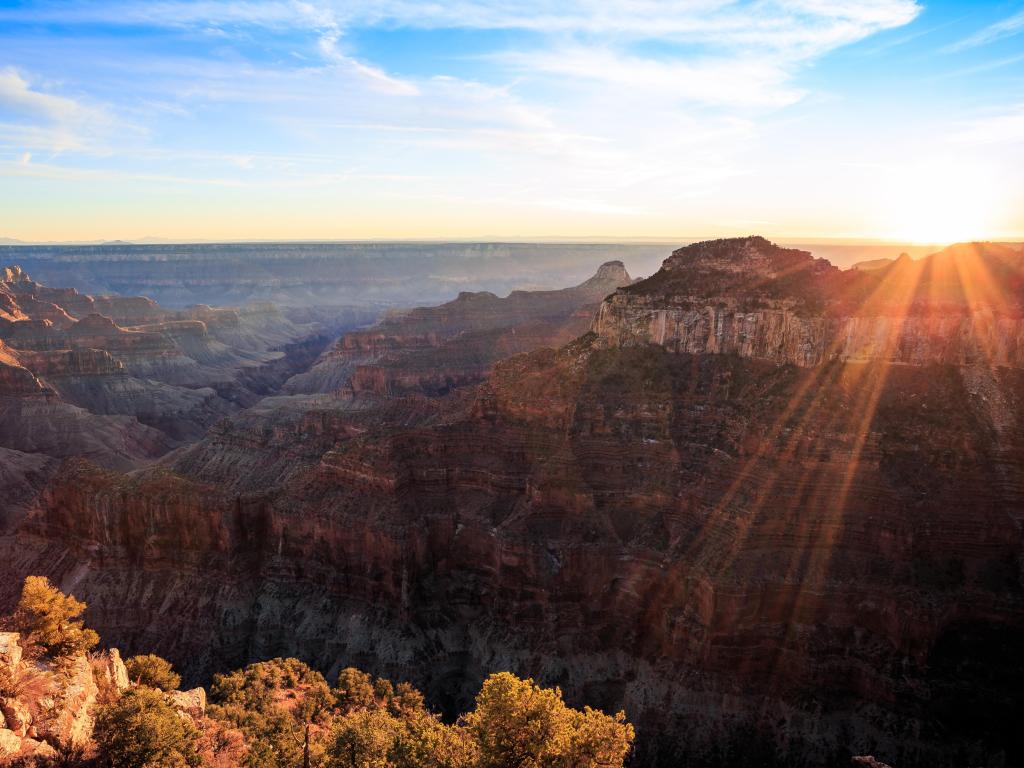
[877,161,999,245]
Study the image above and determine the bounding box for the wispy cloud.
[0,1,923,113]
[0,67,114,151]
[945,8,1024,52]
[0,68,88,123]
[3,0,958,240]
[949,106,1024,146]
[0,0,923,40]
[502,47,803,108]
[299,2,419,94]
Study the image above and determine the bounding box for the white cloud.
[0,68,86,122]
[946,8,1024,52]
[0,1,922,51]
[503,47,803,108]
[0,68,113,151]
[0,1,922,112]
[949,107,1024,146]
[0,0,928,235]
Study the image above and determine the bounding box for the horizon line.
[4,235,1023,248]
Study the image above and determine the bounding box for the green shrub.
[464,672,634,768]
[13,576,99,661]
[206,662,634,768]
[334,667,376,713]
[125,654,182,692]
[209,658,332,768]
[93,687,201,768]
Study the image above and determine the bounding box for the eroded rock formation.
[595,238,1024,368]
[1,240,1023,767]
[287,260,632,396]
[0,266,330,465]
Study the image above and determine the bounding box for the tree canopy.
[126,653,182,692]
[13,575,99,660]
[93,686,202,768]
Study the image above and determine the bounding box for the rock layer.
[595,238,1024,368]
[2,240,1023,767]
[0,266,331,465]
[287,261,631,396]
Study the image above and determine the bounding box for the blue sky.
[0,0,1022,242]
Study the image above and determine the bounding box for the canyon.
[0,238,1022,767]
[0,265,377,478]
[0,242,668,310]
[286,259,633,396]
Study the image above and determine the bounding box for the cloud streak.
[0,67,115,151]
[945,8,1024,51]
[20,0,1013,242]
[949,106,1024,146]
[0,68,87,123]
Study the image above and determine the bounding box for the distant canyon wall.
[595,295,1024,368]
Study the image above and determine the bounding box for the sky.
[0,0,1022,244]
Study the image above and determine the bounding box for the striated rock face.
[287,261,632,396]
[0,265,339,466]
[33,654,100,747]
[8,365,1023,765]
[0,341,47,396]
[595,237,1024,368]
[1,241,1023,767]
[0,397,173,472]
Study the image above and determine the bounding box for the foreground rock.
[0,632,132,760]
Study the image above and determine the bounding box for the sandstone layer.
[2,240,1023,767]
[286,261,631,396]
[0,266,335,465]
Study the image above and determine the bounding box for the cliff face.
[595,238,1024,368]
[286,261,631,396]
[2,241,1023,767]
[0,266,329,464]
[8,342,1023,766]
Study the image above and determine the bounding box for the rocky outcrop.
[93,648,130,693]
[595,237,1024,369]
[1,697,30,737]
[170,687,207,717]
[0,630,146,760]
[0,633,21,675]
[0,633,98,756]
[33,654,99,746]
[287,261,631,396]
[0,728,22,759]
[0,265,338,464]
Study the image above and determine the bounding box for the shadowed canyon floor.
[1,239,1022,767]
